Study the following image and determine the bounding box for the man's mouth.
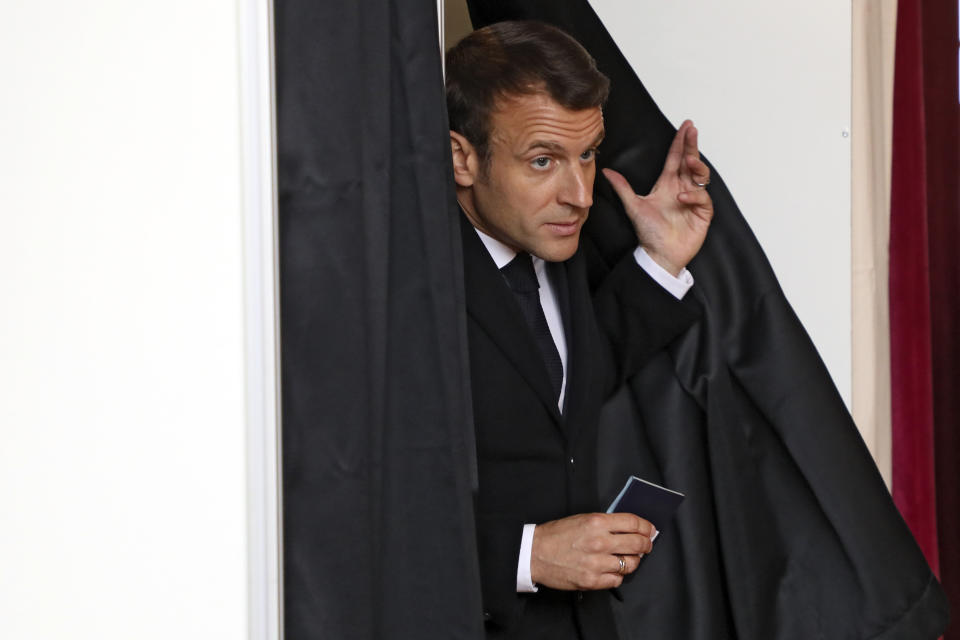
[545,220,581,236]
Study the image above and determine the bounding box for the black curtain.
[275,1,484,637]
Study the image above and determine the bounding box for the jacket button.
[577,591,584,601]
[569,457,575,466]
[483,611,492,620]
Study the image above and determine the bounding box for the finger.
[677,188,712,210]
[579,566,624,591]
[662,120,692,176]
[608,532,654,555]
[677,191,714,223]
[623,554,644,575]
[678,125,704,185]
[599,573,624,590]
[601,168,639,205]
[611,554,624,575]
[682,123,700,165]
[605,553,644,576]
[607,554,627,575]
[684,151,710,187]
[606,512,655,536]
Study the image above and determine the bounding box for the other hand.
[602,120,713,276]
[530,512,655,591]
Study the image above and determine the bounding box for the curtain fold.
[275,1,483,637]
[920,0,960,632]
[889,0,940,577]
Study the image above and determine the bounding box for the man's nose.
[560,164,594,209]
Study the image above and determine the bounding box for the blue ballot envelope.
[606,475,684,536]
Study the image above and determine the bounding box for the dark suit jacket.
[460,215,699,639]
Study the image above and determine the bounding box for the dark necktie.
[501,252,564,402]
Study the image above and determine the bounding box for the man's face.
[460,93,604,262]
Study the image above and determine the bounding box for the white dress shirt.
[472,228,693,592]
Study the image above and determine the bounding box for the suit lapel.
[461,215,562,423]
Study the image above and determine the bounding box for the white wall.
[0,2,272,637]
[590,0,853,404]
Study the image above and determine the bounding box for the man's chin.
[531,236,580,263]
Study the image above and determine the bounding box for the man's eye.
[531,156,551,169]
[580,149,597,161]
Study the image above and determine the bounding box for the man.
[446,21,713,639]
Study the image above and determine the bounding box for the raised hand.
[530,512,656,591]
[602,120,713,276]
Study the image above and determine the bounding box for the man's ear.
[450,131,479,187]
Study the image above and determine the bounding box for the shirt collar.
[473,227,517,269]
[473,226,549,281]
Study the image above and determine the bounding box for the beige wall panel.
[851,0,897,484]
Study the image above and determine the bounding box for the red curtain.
[890,0,938,575]
[890,0,960,632]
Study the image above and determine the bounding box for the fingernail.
[651,529,659,542]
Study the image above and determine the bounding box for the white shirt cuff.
[633,246,694,300]
[516,524,538,592]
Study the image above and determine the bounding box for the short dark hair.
[445,21,610,161]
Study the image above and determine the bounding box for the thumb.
[602,168,639,207]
